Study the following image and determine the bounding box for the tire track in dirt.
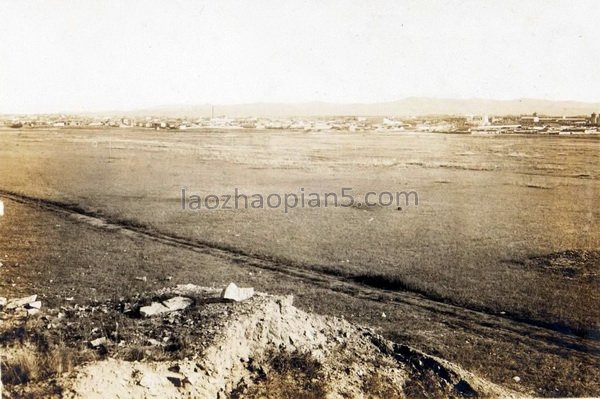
[1,189,599,362]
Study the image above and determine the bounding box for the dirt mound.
[52,285,515,399]
[1,285,517,398]
[522,250,600,280]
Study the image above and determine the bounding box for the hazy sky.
[1,0,599,113]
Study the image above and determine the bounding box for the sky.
[1,0,599,113]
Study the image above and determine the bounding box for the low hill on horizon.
[4,97,600,118]
[123,97,600,118]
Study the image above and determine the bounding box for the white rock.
[27,308,40,316]
[221,283,254,302]
[0,297,7,307]
[27,301,42,309]
[90,337,107,347]
[162,296,192,311]
[513,376,521,383]
[140,302,170,317]
[0,200,4,217]
[6,295,37,310]
[139,372,163,390]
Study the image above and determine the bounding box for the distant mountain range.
[6,97,600,118]
[122,98,600,118]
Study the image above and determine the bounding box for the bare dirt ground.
[1,128,599,397]
[2,283,517,398]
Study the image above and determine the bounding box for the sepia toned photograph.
[0,1,598,398]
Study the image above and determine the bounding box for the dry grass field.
[0,127,599,396]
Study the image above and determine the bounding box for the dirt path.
[1,190,599,396]
[1,189,598,353]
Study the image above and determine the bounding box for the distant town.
[2,112,600,135]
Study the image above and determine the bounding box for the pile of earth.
[525,250,600,280]
[1,284,517,398]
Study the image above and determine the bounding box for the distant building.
[520,113,543,125]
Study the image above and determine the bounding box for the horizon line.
[3,96,600,117]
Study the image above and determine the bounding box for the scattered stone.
[27,301,42,309]
[221,283,254,302]
[90,337,107,348]
[162,296,193,312]
[381,312,387,318]
[513,376,521,383]
[27,308,40,316]
[135,276,148,282]
[0,297,7,307]
[166,374,189,388]
[138,373,162,390]
[167,364,181,373]
[6,295,37,310]
[0,199,4,216]
[140,302,170,317]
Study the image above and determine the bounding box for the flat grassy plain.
[0,127,599,395]
[1,128,597,334]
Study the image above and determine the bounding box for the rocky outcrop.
[58,285,517,399]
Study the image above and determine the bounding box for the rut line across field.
[1,188,599,361]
